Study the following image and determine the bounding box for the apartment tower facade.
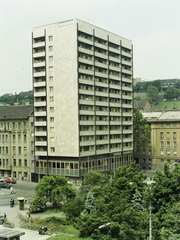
[32,19,133,182]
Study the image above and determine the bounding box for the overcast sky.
[0,0,180,96]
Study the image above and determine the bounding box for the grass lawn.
[31,206,63,215]
[156,100,180,110]
[47,225,92,240]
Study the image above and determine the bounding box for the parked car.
[0,182,11,189]
[0,177,4,182]
[5,178,17,184]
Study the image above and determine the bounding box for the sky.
[0,0,180,96]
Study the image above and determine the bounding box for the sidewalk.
[0,190,62,239]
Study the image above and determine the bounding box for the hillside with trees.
[134,80,180,106]
[0,91,33,105]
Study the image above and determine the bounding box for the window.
[13,171,16,178]
[167,141,170,148]
[50,117,54,122]
[49,86,53,92]
[173,141,177,148]
[160,141,164,148]
[160,150,164,156]
[173,132,176,140]
[24,147,27,155]
[173,123,176,128]
[18,147,21,154]
[49,56,53,62]
[50,96,54,102]
[160,132,163,139]
[50,137,54,142]
[167,132,170,140]
[173,151,177,156]
[2,147,4,154]
[24,159,27,167]
[148,150,151,155]
[161,159,164,164]
[24,172,27,177]
[6,159,8,166]
[167,123,170,128]
[19,159,21,166]
[13,123,15,130]
[24,134,26,142]
[13,159,16,166]
[18,122,21,129]
[49,66,53,72]
[149,159,152,163]
[24,122,26,128]
[160,123,163,128]
[49,46,53,51]
[50,107,54,112]
[51,147,55,152]
[167,160,170,164]
[167,150,170,155]
[6,147,8,154]
[13,135,15,142]
[50,127,54,132]
[13,147,16,155]
[18,134,21,143]
[49,35,53,41]
[49,76,53,82]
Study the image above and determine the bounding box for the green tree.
[133,96,141,101]
[62,197,84,219]
[75,163,162,240]
[174,82,180,89]
[80,170,110,199]
[164,86,179,100]
[131,188,145,212]
[29,196,46,212]
[35,175,76,206]
[147,86,159,102]
[133,83,141,93]
[143,82,152,92]
[83,190,96,214]
[134,108,151,154]
[149,164,180,227]
[152,80,161,92]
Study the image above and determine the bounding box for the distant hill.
[0,91,33,106]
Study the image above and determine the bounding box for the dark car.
[0,182,11,189]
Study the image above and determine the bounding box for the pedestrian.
[10,186,14,194]
[4,213,6,218]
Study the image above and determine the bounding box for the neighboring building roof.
[0,227,25,238]
[143,111,180,122]
[143,112,162,120]
[158,111,180,120]
[0,105,33,120]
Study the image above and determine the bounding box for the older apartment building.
[32,19,133,181]
[136,111,180,176]
[0,105,34,181]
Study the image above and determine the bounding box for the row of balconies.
[78,57,132,69]
[78,36,132,55]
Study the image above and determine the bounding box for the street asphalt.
[0,187,63,239]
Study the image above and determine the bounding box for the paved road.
[0,180,37,207]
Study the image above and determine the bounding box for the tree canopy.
[164,86,179,100]
[134,108,151,154]
[35,175,76,206]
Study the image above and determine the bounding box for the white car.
[0,177,4,182]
